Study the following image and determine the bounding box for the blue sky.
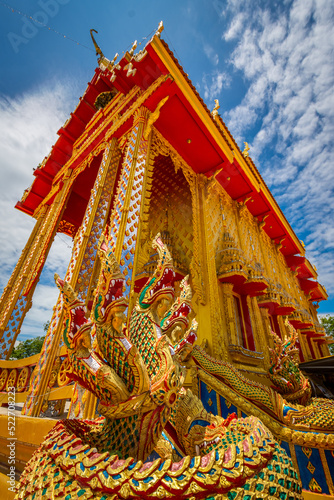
[0,0,333,341]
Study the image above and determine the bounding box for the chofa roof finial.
[90,29,119,72]
[90,29,103,59]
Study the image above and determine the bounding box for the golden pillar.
[277,316,288,340]
[248,296,270,368]
[107,106,154,315]
[188,177,227,360]
[220,282,238,348]
[311,338,321,359]
[71,139,122,419]
[81,107,155,418]
[299,332,312,361]
[259,307,274,349]
[320,341,330,357]
[23,139,122,416]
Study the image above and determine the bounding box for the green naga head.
[138,233,176,311]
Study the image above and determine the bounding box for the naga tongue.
[186,330,197,345]
[100,240,109,253]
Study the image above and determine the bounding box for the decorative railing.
[0,353,39,394]
[0,346,74,417]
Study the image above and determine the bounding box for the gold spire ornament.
[90,28,119,71]
[155,21,164,37]
[212,99,220,118]
[90,29,103,57]
[242,141,250,157]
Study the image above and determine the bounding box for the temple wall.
[139,147,329,369]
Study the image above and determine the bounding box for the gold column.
[203,181,228,359]
[256,220,272,278]
[316,341,324,358]
[23,140,121,417]
[108,107,153,313]
[320,341,330,357]
[246,296,257,349]
[220,283,238,348]
[70,107,155,418]
[234,204,249,263]
[311,338,321,359]
[188,177,227,359]
[74,139,122,420]
[248,296,270,368]
[0,169,74,359]
[299,332,312,361]
[187,175,206,307]
[277,315,288,340]
[259,307,274,349]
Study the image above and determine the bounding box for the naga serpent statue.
[15,234,302,499]
[268,322,312,406]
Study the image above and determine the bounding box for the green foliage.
[320,315,334,355]
[10,335,45,360]
[10,321,49,359]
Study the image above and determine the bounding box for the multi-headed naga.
[15,234,302,500]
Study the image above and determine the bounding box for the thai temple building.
[0,23,333,500]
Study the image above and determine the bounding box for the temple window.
[268,314,281,338]
[233,294,245,347]
[295,336,305,362]
[307,337,316,359]
[232,294,256,351]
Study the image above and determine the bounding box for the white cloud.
[203,43,219,66]
[223,12,246,41]
[202,70,230,102]
[0,81,77,339]
[17,235,73,341]
[222,0,334,295]
[19,284,61,340]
